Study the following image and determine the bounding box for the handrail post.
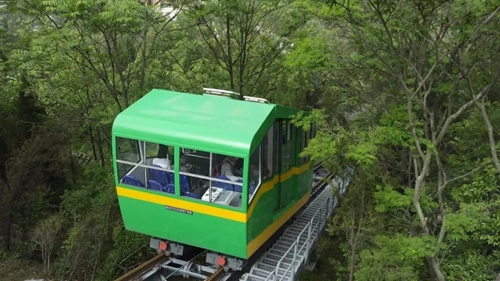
[320,205,324,228]
[306,221,312,264]
[275,260,279,281]
[293,240,298,274]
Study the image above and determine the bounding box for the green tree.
[297,0,500,279]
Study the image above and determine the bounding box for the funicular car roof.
[112,89,279,156]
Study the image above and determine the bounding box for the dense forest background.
[1,0,500,280]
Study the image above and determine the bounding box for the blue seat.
[121,175,144,187]
[149,165,169,186]
[212,175,234,191]
[148,180,164,192]
[233,179,243,193]
[167,172,175,184]
[165,184,175,194]
[180,174,190,192]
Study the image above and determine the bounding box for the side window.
[178,147,244,209]
[116,137,140,179]
[273,121,280,174]
[281,120,293,172]
[290,123,295,166]
[116,137,176,194]
[248,144,261,203]
[262,125,273,180]
[287,122,292,141]
[282,121,287,144]
[146,142,158,158]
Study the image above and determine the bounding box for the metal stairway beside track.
[240,183,335,281]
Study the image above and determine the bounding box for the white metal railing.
[262,193,332,281]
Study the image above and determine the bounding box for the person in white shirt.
[153,157,170,169]
[153,144,171,169]
[220,156,241,182]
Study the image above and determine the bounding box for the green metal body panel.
[246,164,314,246]
[117,193,247,258]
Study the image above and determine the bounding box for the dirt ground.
[0,259,47,281]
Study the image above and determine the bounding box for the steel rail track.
[115,253,169,281]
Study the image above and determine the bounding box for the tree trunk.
[428,255,445,281]
[96,128,105,167]
[2,209,13,251]
[348,229,359,281]
[476,100,500,173]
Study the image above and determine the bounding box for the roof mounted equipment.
[202,87,270,104]
[243,96,269,104]
[203,87,240,98]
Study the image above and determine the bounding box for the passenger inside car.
[153,144,171,169]
[220,156,242,181]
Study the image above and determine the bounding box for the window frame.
[177,145,245,210]
[273,120,281,174]
[114,137,253,211]
[248,144,262,204]
[115,137,142,180]
[262,124,274,181]
[115,137,176,193]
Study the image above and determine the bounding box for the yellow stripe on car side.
[116,186,247,222]
[117,162,311,223]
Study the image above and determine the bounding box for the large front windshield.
[115,137,246,209]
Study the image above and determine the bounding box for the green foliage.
[373,106,413,147]
[346,141,377,167]
[355,235,437,281]
[446,164,500,246]
[31,213,64,274]
[442,251,500,281]
[2,0,500,280]
[373,185,412,213]
[55,171,118,280]
[98,223,151,280]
